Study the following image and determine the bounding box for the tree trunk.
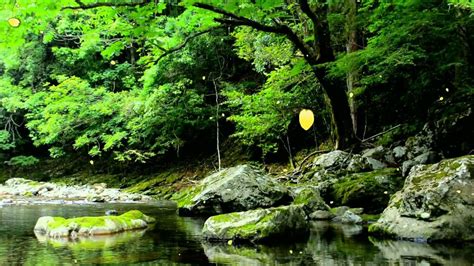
[317,72,357,150]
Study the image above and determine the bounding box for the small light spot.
[439,96,444,101]
[349,92,354,98]
[329,201,334,204]
[221,113,225,117]
[379,75,382,78]
[227,240,233,245]
[384,191,388,194]
[89,160,94,165]
[202,76,206,80]
[456,190,461,194]
[299,251,303,254]
[110,60,116,65]
[209,116,213,120]
[276,101,281,104]
[289,249,293,254]
[445,88,449,92]
[283,169,287,172]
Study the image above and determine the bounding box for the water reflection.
[204,221,474,265]
[0,204,473,265]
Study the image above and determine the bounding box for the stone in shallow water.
[34,210,155,238]
[176,165,290,216]
[202,205,308,243]
[369,155,474,241]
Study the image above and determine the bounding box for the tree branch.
[194,3,317,64]
[155,26,225,62]
[62,0,151,10]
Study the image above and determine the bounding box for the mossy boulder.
[202,205,308,243]
[34,210,155,238]
[369,155,474,241]
[291,186,329,215]
[329,168,403,213]
[176,165,290,216]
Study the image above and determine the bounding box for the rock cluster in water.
[173,141,473,243]
[34,210,155,238]
[0,178,152,204]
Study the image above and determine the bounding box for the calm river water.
[0,202,472,265]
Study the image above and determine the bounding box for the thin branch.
[155,26,225,62]
[62,0,151,10]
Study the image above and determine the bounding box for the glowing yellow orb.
[299,109,314,131]
[8,18,21,28]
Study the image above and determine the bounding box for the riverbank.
[0,177,153,205]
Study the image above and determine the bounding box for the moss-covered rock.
[329,168,403,213]
[291,186,329,215]
[176,165,290,216]
[34,210,155,238]
[202,205,308,243]
[370,155,474,242]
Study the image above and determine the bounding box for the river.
[0,202,472,265]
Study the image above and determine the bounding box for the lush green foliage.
[0,0,472,169]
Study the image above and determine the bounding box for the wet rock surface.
[369,155,474,241]
[176,165,290,216]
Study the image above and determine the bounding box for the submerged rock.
[176,165,290,216]
[202,205,308,243]
[369,155,474,241]
[332,210,363,224]
[34,210,155,238]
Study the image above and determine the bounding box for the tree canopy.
[0,0,472,169]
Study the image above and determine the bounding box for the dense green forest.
[0,0,472,178]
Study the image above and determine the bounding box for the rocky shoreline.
[0,178,153,205]
[172,148,474,243]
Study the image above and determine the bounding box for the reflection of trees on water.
[202,221,474,265]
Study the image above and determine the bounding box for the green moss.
[361,214,381,222]
[171,184,203,208]
[45,210,154,233]
[330,168,402,213]
[23,191,34,197]
[368,223,396,238]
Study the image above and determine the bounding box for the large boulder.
[329,168,403,213]
[34,210,155,238]
[176,165,290,216]
[369,155,474,241]
[202,205,308,243]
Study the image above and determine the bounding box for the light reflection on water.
[0,203,472,265]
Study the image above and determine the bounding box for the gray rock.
[366,157,387,170]
[105,210,118,216]
[369,155,474,241]
[86,195,105,203]
[347,155,371,173]
[313,150,352,170]
[309,210,333,220]
[332,210,363,224]
[331,206,350,216]
[202,205,308,243]
[177,165,290,216]
[362,146,387,161]
[402,160,417,177]
[392,146,407,159]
